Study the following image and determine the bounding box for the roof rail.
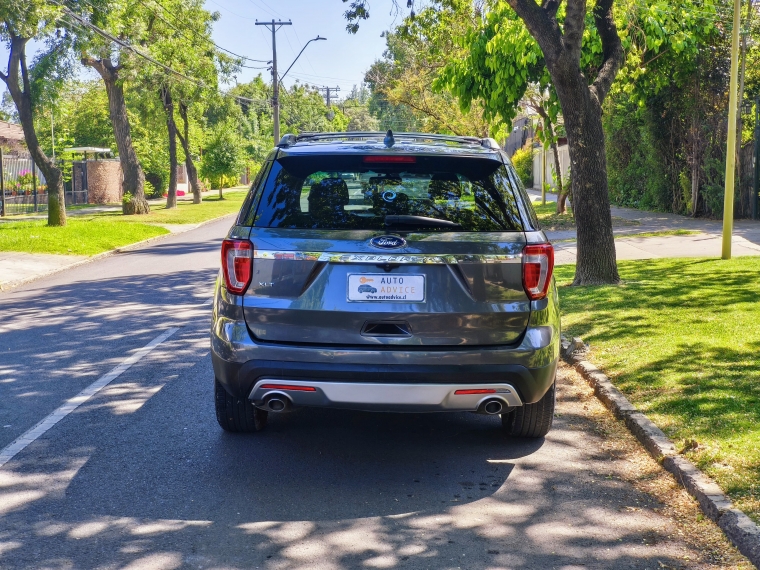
[291,131,498,148]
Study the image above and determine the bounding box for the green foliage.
[200,122,245,189]
[511,145,534,188]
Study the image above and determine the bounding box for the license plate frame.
[347,273,426,302]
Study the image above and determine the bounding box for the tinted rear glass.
[252,154,524,232]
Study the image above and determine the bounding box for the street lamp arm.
[280,36,326,83]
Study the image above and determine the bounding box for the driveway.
[0,216,749,569]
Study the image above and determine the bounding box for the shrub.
[511,146,534,188]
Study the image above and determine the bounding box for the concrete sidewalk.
[528,189,760,264]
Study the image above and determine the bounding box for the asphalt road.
[0,217,740,569]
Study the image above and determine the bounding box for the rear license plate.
[347,274,425,302]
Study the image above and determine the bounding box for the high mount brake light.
[221,239,253,295]
[522,243,554,301]
[363,155,417,164]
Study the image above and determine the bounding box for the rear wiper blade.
[384,215,462,230]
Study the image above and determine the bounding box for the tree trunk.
[507,0,624,284]
[553,63,619,285]
[82,57,149,215]
[177,102,202,204]
[0,36,66,226]
[550,140,565,214]
[161,86,178,209]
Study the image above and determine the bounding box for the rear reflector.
[221,239,253,295]
[363,155,416,164]
[260,384,317,392]
[522,243,554,300]
[454,389,497,395]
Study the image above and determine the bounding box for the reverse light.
[221,239,253,295]
[454,389,497,395]
[260,384,317,392]
[522,243,554,301]
[363,155,417,164]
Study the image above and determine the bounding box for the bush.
[511,146,534,188]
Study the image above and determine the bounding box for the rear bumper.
[249,379,523,412]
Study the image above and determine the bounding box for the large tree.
[0,1,67,226]
[61,0,152,214]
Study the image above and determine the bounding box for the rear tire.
[215,379,268,433]
[502,380,555,438]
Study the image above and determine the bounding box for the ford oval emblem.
[370,235,406,249]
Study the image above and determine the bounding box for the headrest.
[308,178,349,211]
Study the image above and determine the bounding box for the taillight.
[522,243,554,300]
[221,239,253,295]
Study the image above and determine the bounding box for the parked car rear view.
[211,131,559,438]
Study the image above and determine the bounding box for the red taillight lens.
[522,243,554,300]
[260,384,317,392]
[454,389,497,395]
[221,239,253,295]
[363,155,417,163]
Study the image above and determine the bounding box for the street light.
[280,36,326,84]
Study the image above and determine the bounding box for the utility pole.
[754,96,759,220]
[722,0,742,259]
[318,86,340,108]
[256,19,292,146]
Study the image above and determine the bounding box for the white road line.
[0,328,180,470]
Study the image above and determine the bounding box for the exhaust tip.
[483,399,503,415]
[265,396,290,412]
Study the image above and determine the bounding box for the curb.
[561,336,760,568]
[0,213,236,293]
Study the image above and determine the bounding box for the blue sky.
[207,0,401,93]
[1,1,401,108]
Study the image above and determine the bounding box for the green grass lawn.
[557,257,760,523]
[0,190,248,255]
[0,218,169,256]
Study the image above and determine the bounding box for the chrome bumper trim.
[249,379,523,412]
[253,250,521,264]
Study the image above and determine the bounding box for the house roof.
[0,121,24,142]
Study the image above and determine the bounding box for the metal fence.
[1,156,49,215]
[1,156,90,215]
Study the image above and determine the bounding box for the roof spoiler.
[275,131,502,150]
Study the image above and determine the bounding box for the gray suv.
[211,131,559,438]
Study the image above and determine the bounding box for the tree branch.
[542,0,562,20]
[506,0,563,66]
[17,37,32,96]
[590,0,624,105]
[563,0,587,65]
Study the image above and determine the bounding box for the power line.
[55,6,269,107]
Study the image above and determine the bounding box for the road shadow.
[0,357,705,569]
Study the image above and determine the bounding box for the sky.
[206,0,401,94]
[1,1,402,109]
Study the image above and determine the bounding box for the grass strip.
[557,257,760,524]
[0,190,248,255]
[0,218,169,256]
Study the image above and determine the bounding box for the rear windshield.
[251,154,525,232]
